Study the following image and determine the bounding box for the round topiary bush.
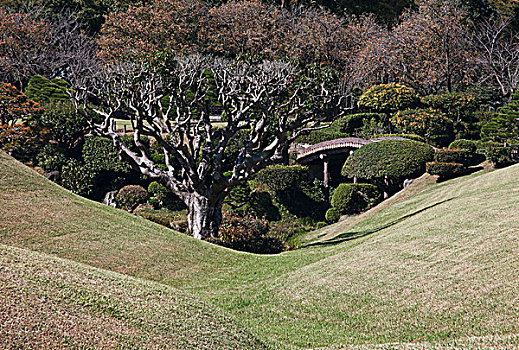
[358,83,419,113]
[390,108,454,147]
[331,183,381,215]
[426,162,467,181]
[116,185,148,211]
[448,139,477,153]
[342,139,434,196]
[325,207,341,223]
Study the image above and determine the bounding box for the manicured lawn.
[1,152,518,348]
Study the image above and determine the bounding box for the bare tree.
[0,6,98,89]
[71,55,348,240]
[471,16,519,98]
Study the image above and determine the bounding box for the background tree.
[99,0,208,62]
[391,0,475,94]
[471,16,519,98]
[0,7,98,88]
[71,55,348,239]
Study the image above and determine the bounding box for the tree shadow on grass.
[303,198,456,248]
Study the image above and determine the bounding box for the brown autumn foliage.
[0,9,50,87]
[98,0,208,62]
[0,83,42,125]
[391,0,477,94]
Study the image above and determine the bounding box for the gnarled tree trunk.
[186,192,224,240]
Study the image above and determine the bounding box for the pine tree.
[481,91,519,144]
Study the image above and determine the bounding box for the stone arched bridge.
[296,136,407,187]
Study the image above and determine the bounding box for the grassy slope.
[0,244,266,349]
[1,152,518,348]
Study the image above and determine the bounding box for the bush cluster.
[359,83,419,113]
[331,183,381,215]
[390,108,454,146]
[485,146,519,168]
[60,158,95,196]
[448,139,477,153]
[116,185,148,211]
[426,162,467,181]
[211,212,284,254]
[434,149,471,166]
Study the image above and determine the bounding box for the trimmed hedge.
[434,149,471,166]
[325,207,340,223]
[426,162,467,180]
[342,139,435,181]
[359,83,419,113]
[448,139,477,153]
[255,165,308,192]
[331,183,381,215]
[116,185,148,211]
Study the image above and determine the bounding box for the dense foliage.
[434,149,471,166]
[358,83,419,113]
[342,139,434,194]
[426,162,467,181]
[211,212,284,254]
[391,108,454,146]
[116,185,148,211]
[325,207,341,223]
[330,183,381,215]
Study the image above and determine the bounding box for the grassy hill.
[1,151,518,348]
[0,244,266,349]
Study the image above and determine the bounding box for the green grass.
[1,151,518,348]
[0,244,266,349]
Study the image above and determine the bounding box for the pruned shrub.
[331,183,381,215]
[449,139,477,153]
[212,212,284,254]
[485,146,519,168]
[342,139,434,195]
[358,83,419,113]
[325,207,340,223]
[434,149,471,166]
[391,108,454,146]
[426,162,467,180]
[116,185,148,211]
[36,146,67,172]
[255,165,308,192]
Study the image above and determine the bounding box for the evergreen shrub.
[448,139,477,153]
[359,83,419,113]
[331,183,381,215]
[325,207,340,223]
[116,185,148,211]
[434,149,471,166]
[426,162,467,180]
